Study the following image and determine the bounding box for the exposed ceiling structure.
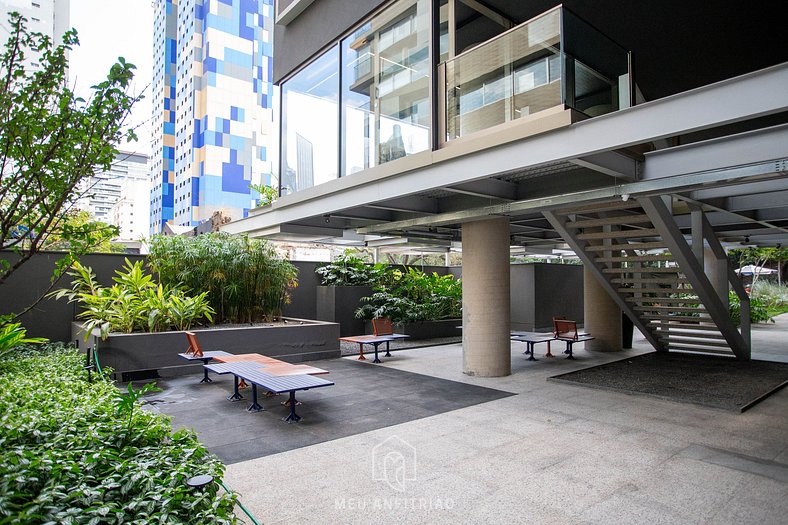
[228,1,788,255]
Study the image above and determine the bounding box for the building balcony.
[440,6,631,143]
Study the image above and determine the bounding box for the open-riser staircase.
[544,196,751,360]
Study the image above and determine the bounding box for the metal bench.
[553,318,594,359]
[204,361,264,400]
[206,361,334,422]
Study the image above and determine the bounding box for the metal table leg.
[357,343,367,360]
[566,341,575,359]
[283,391,302,423]
[373,342,382,363]
[527,342,537,361]
[228,375,244,401]
[199,358,213,383]
[247,384,263,412]
[384,340,392,357]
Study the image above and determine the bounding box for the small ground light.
[186,474,214,490]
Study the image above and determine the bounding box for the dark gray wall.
[283,260,321,319]
[1,251,146,342]
[274,0,386,83]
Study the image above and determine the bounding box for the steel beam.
[570,151,640,180]
[225,63,788,238]
[445,179,520,201]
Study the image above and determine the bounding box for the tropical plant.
[750,281,788,317]
[355,267,462,323]
[0,13,141,298]
[0,322,46,360]
[316,252,390,286]
[729,291,773,325]
[49,259,214,339]
[0,344,238,523]
[148,233,298,323]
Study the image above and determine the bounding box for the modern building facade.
[0,0,70,70]
[149,0,275,235]
[226,0,788,375]
[77,151,149,227]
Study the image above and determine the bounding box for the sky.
[69,0,153,154]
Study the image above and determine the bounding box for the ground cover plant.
[355,267,462,323]
[148,233,298,324]
[0,343,237,523]
[50,258,214,339]
[750,281,788,318]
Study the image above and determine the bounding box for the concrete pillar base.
[583,268,623,352]
[462,217,511,377]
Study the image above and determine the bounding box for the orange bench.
[552,318,594,360]
[339,318,409,363]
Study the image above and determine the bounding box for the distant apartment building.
[0,0,70,71]
[149,0,275,235]
[77,151,149,228]
[111,176,151,242]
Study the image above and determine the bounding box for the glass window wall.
[280,47,339,194]
[340,0,431,176]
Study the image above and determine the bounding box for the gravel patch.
[550,351,788,412]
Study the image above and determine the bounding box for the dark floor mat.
[146,358,514,464]
[549,352,788,412]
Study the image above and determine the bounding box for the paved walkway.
[223,321,788,525]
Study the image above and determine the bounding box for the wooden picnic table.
[338,334,409,363]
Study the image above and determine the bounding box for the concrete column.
[583,267,622,351]
[704,246,729,308]
[462,217,511,377]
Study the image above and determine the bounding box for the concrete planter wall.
[72,318,340,381]
[316,285,373,336]
[364,319,462,339]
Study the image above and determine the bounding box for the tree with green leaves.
[0,12,141,320]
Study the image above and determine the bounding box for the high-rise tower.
[149,0,274,235]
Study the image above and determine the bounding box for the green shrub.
[750,281,788,317]
[316,253,390,286]
[356,267,462,323]
[50,259,214,339]
[729,291,773,325]
[148,233,298,324]
[0,344,237,523]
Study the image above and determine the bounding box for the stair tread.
[660,337,731,347]
[566,214,652,229]
[578,228,659,240]
[651,323,723,331]
[634,306,706,312]
[603,267,684,274]
[594,255,674,263]
[584,242,667,252]
[626,297,701,303]
[655,331,726,339]
[642,314,713,321]
[669,346,735,356]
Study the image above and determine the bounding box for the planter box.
[72,318,340,381]
[316,285,373,336]
[364,319,462,339]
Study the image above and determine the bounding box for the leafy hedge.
[315,253,388,286]
[0,344,238,524]
[148,233,298,324]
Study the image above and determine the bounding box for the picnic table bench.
[339,317,409,364]
[339,334,409,363]
[205,361,334,422]
[510,331,555,361]
[177,350,234,382]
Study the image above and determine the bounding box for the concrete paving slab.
[209,319,788,524]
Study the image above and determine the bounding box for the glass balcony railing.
[442,6,631,142]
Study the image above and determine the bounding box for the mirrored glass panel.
[341,0,431,176]
[281,47,339,194]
